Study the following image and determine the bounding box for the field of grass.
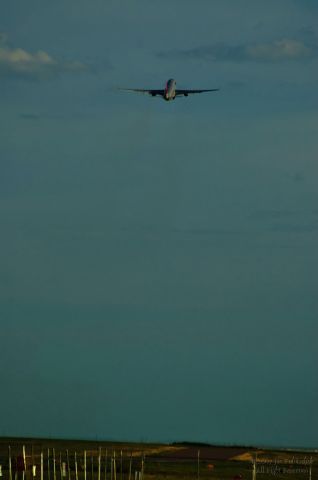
[0,438,316,480]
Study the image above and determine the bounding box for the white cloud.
[0,34,88,79]
[246,39,313,61]
[160,38,316,63]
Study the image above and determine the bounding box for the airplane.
[119,78,220,101]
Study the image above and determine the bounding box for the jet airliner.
[119,78,219,101]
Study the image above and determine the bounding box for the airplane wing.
[175,88,220,96]
[118,88,164,97]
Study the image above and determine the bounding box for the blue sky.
[0,0,317,447]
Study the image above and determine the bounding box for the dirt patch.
[151,446,250,461]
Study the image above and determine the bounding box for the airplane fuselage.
[164,78,177,101]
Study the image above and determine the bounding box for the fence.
[0,447,145,480]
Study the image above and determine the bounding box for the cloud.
[271,223,318,233]
[19,113,40,120]
[158,38,316,63]
[246,39,313,61]
[249,209,318,234]
[0,34,88,79]
[249,210,295,220]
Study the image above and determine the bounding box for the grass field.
[0,438,316,480]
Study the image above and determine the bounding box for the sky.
[0,0,317,448]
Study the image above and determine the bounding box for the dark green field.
[0,439,316,480]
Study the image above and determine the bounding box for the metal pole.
[32,445,35,479]
[98,449,101,480]
[53,449,56,480]
[141,455,145,480]
[84,452,87,480]
[104,450,107,480]
[66,451,70,480]
[8,446,12,480]
[59,452,63,480]
[252,455,257,480]
[22,445,26,480]
[41,451,44,480]
[74,453,78,480]
[128,454,132,480]
[197,450,200,480]
[48,449,51,480]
